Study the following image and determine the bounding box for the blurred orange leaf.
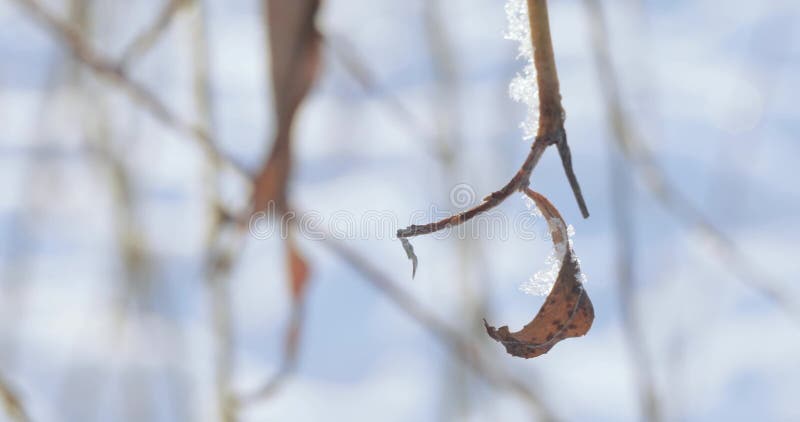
[252,0,321,213]
[288,240,310,299]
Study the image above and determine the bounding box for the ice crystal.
[520,202,588,296]
[505,0,539,139]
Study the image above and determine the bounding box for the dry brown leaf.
[256,0,320,339]
[285,235,309,357]
[252,0,321,214]
[253,0,320,311]
[484,188,594,358]
[251,1,320,391]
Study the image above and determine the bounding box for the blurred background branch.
[0,375,28,422]
[119,0,187,68]
[583,0,800,323]
[12,0,248,177]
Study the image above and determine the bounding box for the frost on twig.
[505,0,539,140]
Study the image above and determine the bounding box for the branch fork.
[396,0,588,266]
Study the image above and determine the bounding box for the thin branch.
[184,0,240,420]
[583,0,800,321]
[609,128,662,420]
[582,3,662,419]
[397,131,551,239]
[11,0,249,178]
[396,0,588,246]
[528,0,562,135]
[119,0,186,68]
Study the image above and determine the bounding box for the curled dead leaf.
[484,188,594,358]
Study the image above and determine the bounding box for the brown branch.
[397,133,550,239]
[396,0,588,251]
[583,0,800,322]
[11,0,249,178]
[528,0,562,135]
[529,0,589,218]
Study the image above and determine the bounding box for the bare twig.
[397,130,551,239]
[119,0,186,67]
[396,0,588,249]
[11,0,248,178]
[583,0,800,321]
[527,0,589,218]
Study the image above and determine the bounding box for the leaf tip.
[399,237,418,279]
